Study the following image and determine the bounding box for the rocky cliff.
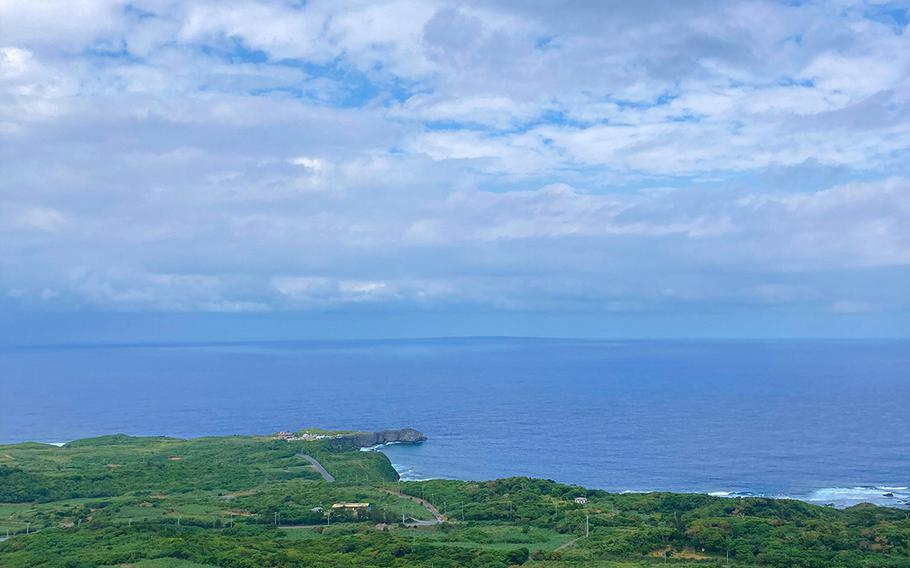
[350,428,427,447]
[327,428,426,450]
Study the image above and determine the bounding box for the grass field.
[2,431,910,567]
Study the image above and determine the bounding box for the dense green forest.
[1,432,908,567]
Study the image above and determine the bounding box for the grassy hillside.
[1,432,908,567]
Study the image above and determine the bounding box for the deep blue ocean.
[2,338,908,509]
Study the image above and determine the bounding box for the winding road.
[381,489,447,526]
[297,454,335,482]
[291,455,444,526]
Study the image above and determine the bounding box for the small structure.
[574,497,588,505]
[274,430,345,442]
[332,502,372,517]
[310,506,324,513]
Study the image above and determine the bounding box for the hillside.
[1,432,908,567]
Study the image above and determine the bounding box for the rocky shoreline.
[346,428,427,447]
[276,428,427,450]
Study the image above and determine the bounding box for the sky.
[1,0,909,342]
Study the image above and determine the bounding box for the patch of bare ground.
[221,489,258,500]
[226,510,255,517]
[649,546,711,560]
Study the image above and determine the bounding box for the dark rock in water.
[883,492,894,498]
[328,428,426,450]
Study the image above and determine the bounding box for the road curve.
[297,454,335,482]
[381,488,447,525]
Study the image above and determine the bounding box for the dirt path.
[554,537,581,552]
[297,454,335,482]
[380,488,447,525]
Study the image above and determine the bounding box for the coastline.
[29,436,910,510]
[28,441,910,510]
[365,443,910,510]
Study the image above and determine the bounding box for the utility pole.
[26,523,30,535]
[585,515,589,538]
[274,512,278,526]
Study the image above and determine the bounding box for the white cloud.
[178,1,330,62]
[831,300,878,314]
[0,0,123,50]
[289,155,325,174]
[0,46,32,78]
[338,280,387,294]
[392,94,541,129]
[1,0,908,320]
[23,208,67,231]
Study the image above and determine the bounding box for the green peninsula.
[1,430,908,567]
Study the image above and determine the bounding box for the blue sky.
[1,0,909,341]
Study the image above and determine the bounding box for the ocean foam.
[803,486,910,508]
[391,464,440,482]
[359,441,403,452]
[698,486,909,509]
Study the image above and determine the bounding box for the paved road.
[297,454,335,482]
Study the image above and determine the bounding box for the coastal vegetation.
[1,432,908,567]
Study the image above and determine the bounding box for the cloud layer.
[1,0,909,334]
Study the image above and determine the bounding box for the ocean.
[1,338,908,509]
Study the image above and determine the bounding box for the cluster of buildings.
[310,503,373,518]
[332,502,372,516]
[274,431,344,442]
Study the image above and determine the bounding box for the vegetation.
[401,478,910,567]
[1,433,908,567]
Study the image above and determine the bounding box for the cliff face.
[350,428,427,447]
[328,428,426,450]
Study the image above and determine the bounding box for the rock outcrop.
[348,428,427,447]
[327,428,426,450]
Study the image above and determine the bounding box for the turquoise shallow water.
[1,338,908,508]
